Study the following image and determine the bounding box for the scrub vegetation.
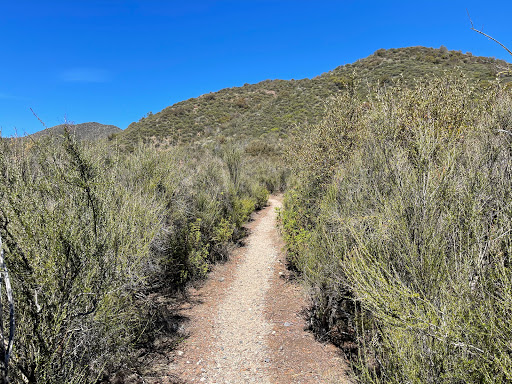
[118,46,511,147]
[280,74,512,383]
[1,45,511,383]
[0,132,285,383]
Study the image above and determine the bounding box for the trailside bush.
[281,75,512,383]
[0,133,273,383]
[0,135,163,383]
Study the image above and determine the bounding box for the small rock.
[219,277,225,282]
[176,350,184,356]
[284,322,292,327]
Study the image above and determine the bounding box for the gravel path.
[205,196,278,383]
[168,196,349,384]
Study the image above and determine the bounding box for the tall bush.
[281,75,512,382]
[0,133,275,382]
[0,135,163,382]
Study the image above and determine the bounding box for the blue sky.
[1,0,511,137]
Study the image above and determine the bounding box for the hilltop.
[117,46,511,146]
[29,122,121,141]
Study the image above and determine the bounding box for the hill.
[29,122,121,141]
[117,46,511,146]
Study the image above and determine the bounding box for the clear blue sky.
[1,0,511,137]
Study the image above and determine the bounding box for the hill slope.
[119,46,511,145]
[30,122,121,141]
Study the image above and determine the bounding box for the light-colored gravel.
[204,197,279,383]
[169,196,350,384]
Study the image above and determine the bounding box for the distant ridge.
[118,46,511,146]
[29,122,122,141]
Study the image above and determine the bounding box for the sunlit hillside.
[118,46,510,146]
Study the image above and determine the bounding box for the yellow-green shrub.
[281,75,512,383]
[0,131,276,382]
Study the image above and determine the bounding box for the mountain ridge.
[112,46,511,146]
[29,122,122,141]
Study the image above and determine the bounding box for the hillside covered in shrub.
[28,122,122,141]
[118,46,511,146]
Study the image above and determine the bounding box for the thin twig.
[467,9,512,57]
[0,234,14,383]
[29,108,48,130]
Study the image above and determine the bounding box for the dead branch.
[467,10,512,57]
[0,234,15,384]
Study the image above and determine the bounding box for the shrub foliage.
[119,47,510,146]
[281,75,512,383]
[0,132,277,383]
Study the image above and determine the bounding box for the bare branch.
[29,108,48,130]
[0,235,14,383]
[467,9,512,57]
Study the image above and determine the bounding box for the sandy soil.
[141,196,350,383]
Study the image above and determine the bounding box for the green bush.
[0,135,163,383]
[0,132,274,382]
[281,75,512,383]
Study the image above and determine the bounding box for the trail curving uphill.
[167,196,349,383]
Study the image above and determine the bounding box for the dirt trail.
[167,196,350,383]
